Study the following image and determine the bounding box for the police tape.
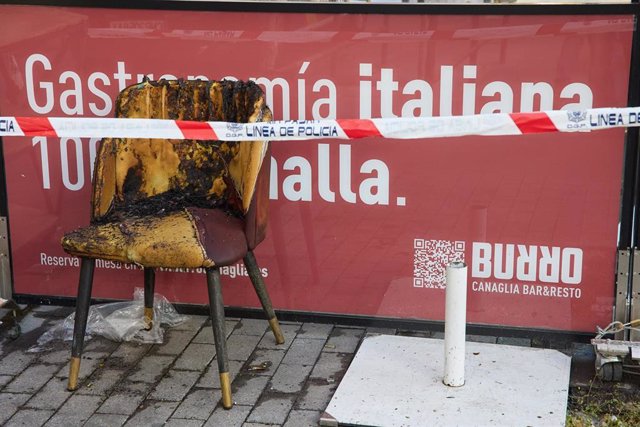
[0,107,639,141]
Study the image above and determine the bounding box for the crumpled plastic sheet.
[29,288,187,352]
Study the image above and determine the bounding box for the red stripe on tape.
[510,112,558,134]
[16,117,56,136]
[337,119,382,139]
[175,120,218,140]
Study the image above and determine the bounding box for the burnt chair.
[61,79,284,409]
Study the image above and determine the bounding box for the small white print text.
[471,280,582,299]
[39,253,268,278]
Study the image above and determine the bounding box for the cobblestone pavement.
[0,304,587,426]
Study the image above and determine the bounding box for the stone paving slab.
[37,349,70,365]
[0,304,593,426]
[54,352,107,384]
[85,413,129,427]
[165,418,204,427]
[295,379,337,411]
[172,315,207,332]
[192,319,238,343]
[55,394,103,420]
[231,374,270,405]
[498,336,532,347]
[149,370,201,401]
[173,343,215,371]
[124,400,179,426]
[0,351,37,375]
[45,410,95,427]
[96,381,151,416]
[0,374,13,388]
[256,325,299,351]
[297,323,334,340]
[172,388,217,420]
[281,338,325,366]
[77,368,126,396]
[246,393,297,425]
[284,409,322,427]
[196,360,243,389]
[309,352,352,381]
[323,327,365,353]
[84,337,120,353]
[5,363,59,394]
[270,363,313,393]
[323,335,571,427]
[126,354,176,383]
[233,318,270,336]
[227,333,264,361]
[26,377,72,411]
[152,329,198,356]
[107,342,150,366]
[467,333,498,344]
[365,327,397,336]
[6,408,54,427]
[245,348,286,377]
[0,393,32,424]
[203,404,251,427]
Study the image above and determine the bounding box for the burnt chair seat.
[60,79,283,410]
[62,208,248,268]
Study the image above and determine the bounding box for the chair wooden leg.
[206,267,232,409]
[243,251,284,345]
[68,257,95,391]
[143,268,155,330]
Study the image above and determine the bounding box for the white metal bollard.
[443,261,468,387]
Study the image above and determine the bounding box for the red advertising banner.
[0,5,634,332]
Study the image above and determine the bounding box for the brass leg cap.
[67,356,81,391]
[269,317,285,345]
[220,372,233,409]
[143,307,154,330]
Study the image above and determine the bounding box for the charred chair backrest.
[91,79,271,249]
[62,79,283,410]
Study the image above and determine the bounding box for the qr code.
[413,239,465,289]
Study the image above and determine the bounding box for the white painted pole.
[443,261,468,387]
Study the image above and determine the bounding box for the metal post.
[619,1,640,341]
[443,261,467,387]
[615,250,631,340]
[0,137,12,302]
[0,217,11,301]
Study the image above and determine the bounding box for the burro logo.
[471,242,583,285]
